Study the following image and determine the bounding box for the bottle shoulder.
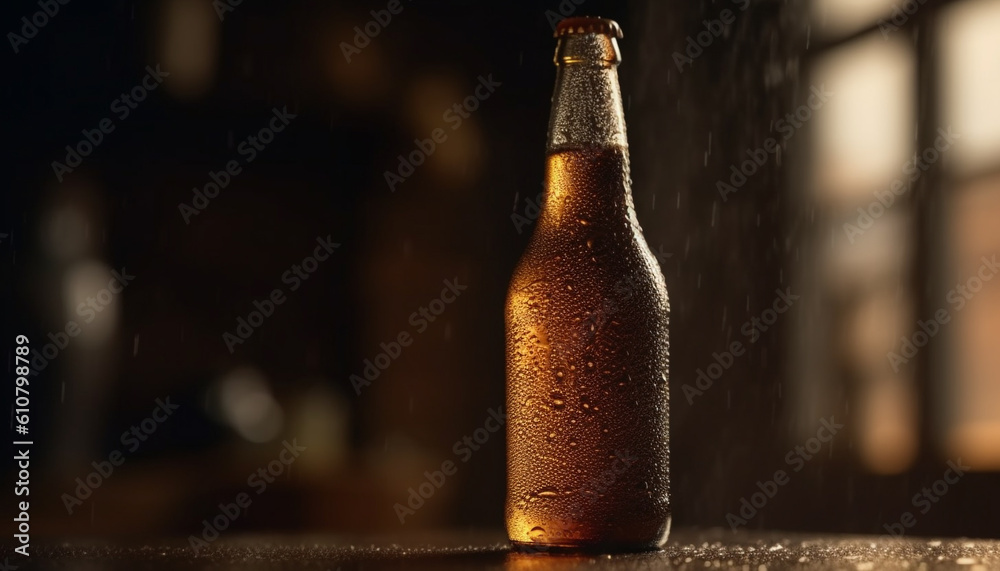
[508,222,669,313]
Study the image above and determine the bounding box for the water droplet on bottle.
[529,526,546,541]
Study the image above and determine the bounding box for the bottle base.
[507,515,670,554]
[509,540,664,554]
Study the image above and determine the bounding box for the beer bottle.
[505,17,670,551]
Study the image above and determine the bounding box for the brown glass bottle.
[505,17,670,552]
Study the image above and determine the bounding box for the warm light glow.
[158,0,219,99]
[859,376,918,474]
[406,75,484,189]
[217,367,285,443]
[939,0,1000,175]
[825,210,912,294]
[63,261,119,347]
[949,423,1000,470]
[811,0,899,38]
[811,34,914,209]
[821,207,916,473]
[837,247,917,474]
[843,288,913,370]
[946,176,1000,469]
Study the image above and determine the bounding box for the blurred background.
[2,0,999,541]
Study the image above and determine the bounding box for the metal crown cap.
[554,16,623,39]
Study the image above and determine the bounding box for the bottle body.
[505,18,670,551]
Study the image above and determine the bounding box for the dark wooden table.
[8,529,1000,570]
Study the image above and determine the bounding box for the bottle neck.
[542,33,633,227]
[546,33,628,153]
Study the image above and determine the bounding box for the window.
[796,0,1000,473]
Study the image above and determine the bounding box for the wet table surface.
[7,528,1000,570]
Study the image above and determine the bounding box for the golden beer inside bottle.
[506,146,670,550]
[506,17,670,552]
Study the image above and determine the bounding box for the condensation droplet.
[551,392,566,409]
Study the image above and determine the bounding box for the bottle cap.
[554,17,623,39]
